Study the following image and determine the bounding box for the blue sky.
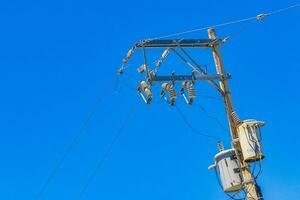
[0,0,300,199]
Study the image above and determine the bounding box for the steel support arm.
[150,73,231,82]
[135,39,223,48]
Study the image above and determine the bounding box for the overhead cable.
[193,104,228,133]
[76,102,138,200]
[175,104,220,141]
[36,75,119,200]
[147,3,300,40]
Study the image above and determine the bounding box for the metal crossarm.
[135,39,223,48]
[150,74,231,82]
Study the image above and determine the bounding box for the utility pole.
[119,28,265,200]
[208,28,262,200]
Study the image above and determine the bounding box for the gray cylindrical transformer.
[209,149,243,193]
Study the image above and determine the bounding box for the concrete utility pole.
[208,28,262,200]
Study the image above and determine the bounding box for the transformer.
[209,149,243,193]
[237,119,266,162]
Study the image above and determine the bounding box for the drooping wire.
[226,191,246,200]
[197,94,222,101]
[193,104,228,133]
[76,102,138,200]
[174,104,220,141]
[147,3,300,40]
[253,129,264,180]
[254,159,263,180]
[36,75,119,200]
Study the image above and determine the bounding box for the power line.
[174,104,220,141]
[148,16,257,40]
[36,76,119,200]
[147,3,300,40]
[268,3,300,15]
[193,104,228,133]
[76,102,138,200]
[119,3,300,78]
[197,94,222,101]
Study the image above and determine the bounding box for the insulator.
[138,81,152,104]
[169,88,177,100]
[144,88,152,97]
[161,83,168,90]
[140,81,148,90]
[123,47,136,63]
[187,84,196,99]
[149,69,156,77]
[161,83,177,106]
[231,111,241,124]
[217,141,224,152]
[161,83,173,91]
[181,81,196,105]
[155,48,170,67]
[137,64,147,73]
[126,48,135,59]
[120,47,136,75]
[256,13,267,21]
[118,66,124,75]
[161,49,170,59]
[182,81,188,88]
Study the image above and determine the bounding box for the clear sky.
[0,0,300,200]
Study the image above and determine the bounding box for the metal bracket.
[150,73,231,83]
[135,39,224,48]
[243,178,256,186]
[233,168,241,173]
